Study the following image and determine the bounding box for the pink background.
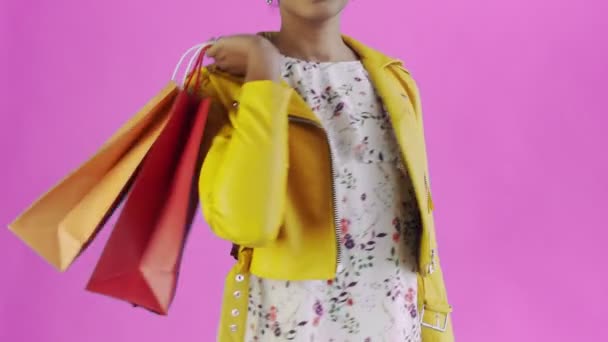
[1,0,607,341]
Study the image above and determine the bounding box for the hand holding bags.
[8,83,178,271]
[85,46,214,314]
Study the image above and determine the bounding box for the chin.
[285,0,348,22]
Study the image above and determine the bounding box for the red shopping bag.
[86,48,211,315]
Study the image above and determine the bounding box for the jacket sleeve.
[198,80,293,247]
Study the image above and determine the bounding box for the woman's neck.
[272,17,358,63]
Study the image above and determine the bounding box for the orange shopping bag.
[9,82,178,271]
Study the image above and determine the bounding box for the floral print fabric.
[243,56,422,342]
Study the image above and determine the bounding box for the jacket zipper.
[288,115,343,273]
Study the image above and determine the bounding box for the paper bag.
[9,82,178,271]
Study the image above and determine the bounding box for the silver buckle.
[419,305,449,332]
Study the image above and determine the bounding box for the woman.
[196,0,453,341]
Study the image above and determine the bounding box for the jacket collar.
[204,33,404,125]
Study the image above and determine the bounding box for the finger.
[206,35,226,56]
[206,44,220,58]
[213,57,230,71]
[206,63,218,72]
[212,54,227,67]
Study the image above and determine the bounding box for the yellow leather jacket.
[195,34,454,342]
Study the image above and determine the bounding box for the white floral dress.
[243,56,422,342]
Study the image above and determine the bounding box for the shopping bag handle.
[171,41,214,87]
[184,44,211,92]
